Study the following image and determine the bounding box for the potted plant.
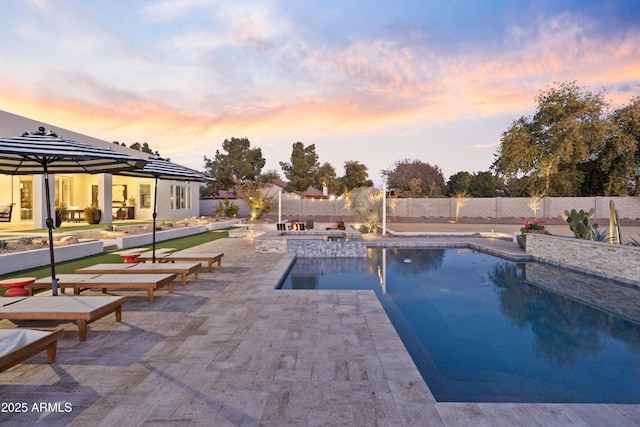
[84,206,102,224]
[128,197,136,207]
[517,220,546,249]
[55,203,68,227]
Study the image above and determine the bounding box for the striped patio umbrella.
[0,127,147,295]
[117,157,214,262]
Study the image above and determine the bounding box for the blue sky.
[1,0,639,187]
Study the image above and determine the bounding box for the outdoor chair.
[0,205,12,222]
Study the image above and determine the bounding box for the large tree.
[381,159,446,197]
[279,142,319,196]
[492,81,609,196]
[341,160,373,192]
[580,96,640,196]
[202,137,265,197]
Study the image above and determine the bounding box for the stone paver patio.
[1,235,639,426]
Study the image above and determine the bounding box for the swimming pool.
[279,248,640,403]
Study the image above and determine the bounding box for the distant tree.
[129,142,156,155]
[382,159,446,197]
[114,141,160,156]
[202,137,266,197]
[468,171,505,197]
[279,142,319,197]
[341,161,373,193]
[447,171,472,195]
[257,169,281,186]
[492,81,609,196]
[317,162,340,195]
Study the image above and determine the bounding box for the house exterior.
[0,110,201,228]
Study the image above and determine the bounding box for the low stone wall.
[0,241,104,275]
[255,230,366,257]
[525,233,640,285]
[115,225,207,249]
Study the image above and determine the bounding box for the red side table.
[0,277,36,297]
[119,253,141,263]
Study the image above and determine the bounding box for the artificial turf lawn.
[0,230,229,292]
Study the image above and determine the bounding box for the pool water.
[279,248,640,403]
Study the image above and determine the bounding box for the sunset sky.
[1,0,639,186]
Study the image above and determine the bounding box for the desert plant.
[0,240,7,249]
[18,237,33,245]
[609,200,621,244]
[591,227,609,242]
[453,191,470,223]
[350,186,385,234]
[84,206,101,224]
[565,208,599,240]
[214,199,240,218]
[240,185,275,220]
[528,193,543,220]
[213,201,225,218]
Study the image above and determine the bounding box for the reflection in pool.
[279,248,640,403]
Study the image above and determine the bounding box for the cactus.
[609,200,621,244]
[565,208,600,240]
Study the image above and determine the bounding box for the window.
[20,178,33,220]
[139,184,151,209]
[55,176,72,207]
[170,184,191,210]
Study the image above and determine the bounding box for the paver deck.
[1,235,639,426]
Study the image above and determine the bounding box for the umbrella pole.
[152,176,158,263]
[43,165,59,296]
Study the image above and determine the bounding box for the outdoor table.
[119,253,141,263]
[0,277,36,297]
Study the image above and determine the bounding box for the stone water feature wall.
[525,233,640,286]
[255,231,366,257]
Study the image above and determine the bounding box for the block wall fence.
[200,196,640,221]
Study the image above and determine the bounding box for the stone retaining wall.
[114,225,207,249]
[525,233,640,285]
[0,241,104,275]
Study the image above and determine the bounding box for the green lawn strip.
[20,222,154,234]
[0,230,229,294]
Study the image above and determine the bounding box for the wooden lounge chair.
[27,273,177,304]
[75,262,200,287]
[0,296,126,341]
[0,328,64,372]
[136,252,223,272]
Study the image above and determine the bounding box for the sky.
[1,0,639,187]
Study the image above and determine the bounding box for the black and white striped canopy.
[0,128,147,175]
[117,157,213,182]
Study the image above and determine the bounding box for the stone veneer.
[526,233,640,286]
[255,230,366,257]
